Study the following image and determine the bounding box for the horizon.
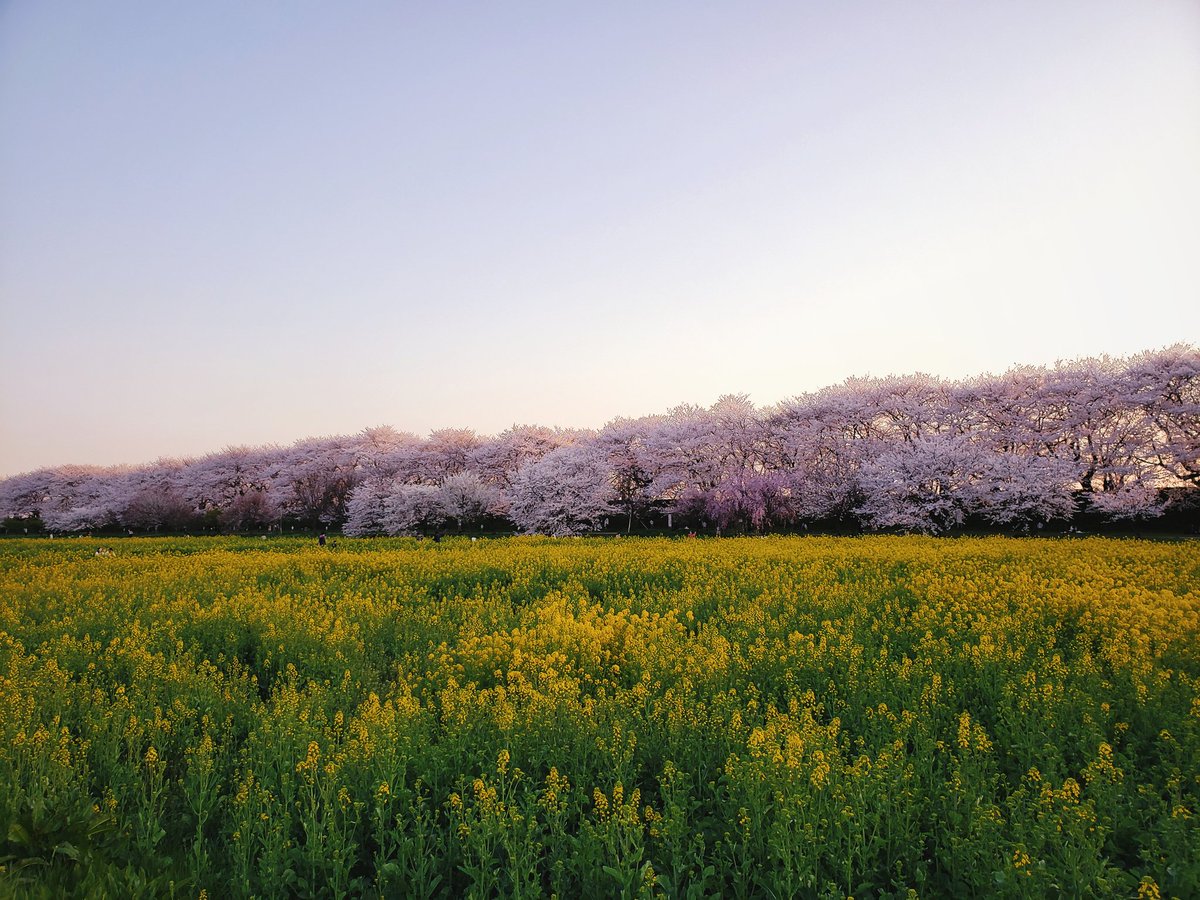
[1,342,1190,477]
[3,2,1199,477]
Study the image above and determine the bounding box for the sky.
[1,1,1198,476]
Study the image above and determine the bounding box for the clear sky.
[2,1,1198,476]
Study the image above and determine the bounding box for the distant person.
[318,532,326,547]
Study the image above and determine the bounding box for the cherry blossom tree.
[178,446,281,516]
[969,453,1077,527]
[857,433,1079,533]
[767,386,878,522]
[958,358,1162,518]
[342,476,394,536]
[381,484,447,535]
[121,485,196,531]
[353,426,416,468]
[0,468,60,522]
[854,374,955,444]
[953,366,1052,453]
[1039,356,1151,497]
[276,436,359,526]
[416,428,482,483]
[642,403,719,505]
[678,470,797,533]
[1127,344,1200,485]
[469,425,582,488]
[645,396,770,527]
[36,466,129,532]
[343,472,499,535]
[439,471,503,531]
[506,445,617,536]
[219,489,281,532]
[595,416,665,532]
[116,461,196,531]
[1085,481,1165,521]
[855,433,992,534]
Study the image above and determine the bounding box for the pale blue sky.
[2,1,1198,475]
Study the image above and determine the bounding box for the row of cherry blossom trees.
[2,346,1197,535]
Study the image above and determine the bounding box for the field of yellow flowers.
[1,536,1198,898]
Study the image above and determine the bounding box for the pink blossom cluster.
[2,345,1196,535]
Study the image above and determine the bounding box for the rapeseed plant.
[0,535,1195,896]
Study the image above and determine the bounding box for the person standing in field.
[318,532,326,547]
